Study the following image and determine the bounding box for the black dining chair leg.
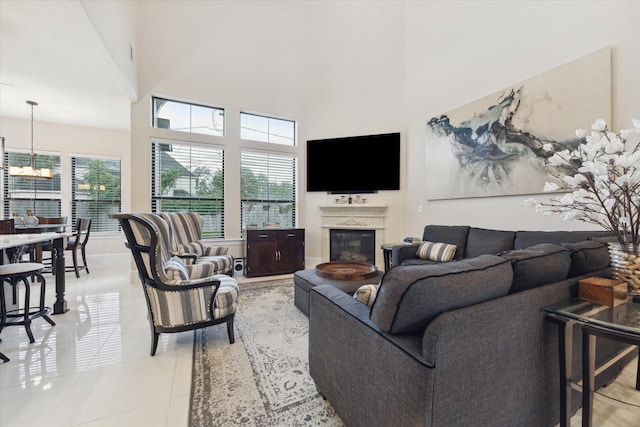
[71,248,80,278]
[36,274,55,327]
[20,277,35,344]
[0,282,8,363]
[81,246,89,274]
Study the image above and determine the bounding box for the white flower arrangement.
[526,118,640,251]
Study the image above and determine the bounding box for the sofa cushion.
[421,225,470,260]
[416,241,457,262]
[560,240,610,277]
[500,243,571,293]
[370,255,513,334]
[465,227,515,258]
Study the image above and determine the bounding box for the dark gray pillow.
[514,230,612,249]
[560,240,610,277]
[422,225,470,259]
[370,255,513,334]
[466,227,515,258]
[500,243,571,293]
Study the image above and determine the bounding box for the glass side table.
[544,297,640,427]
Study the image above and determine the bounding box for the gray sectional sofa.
[308,226,634,427]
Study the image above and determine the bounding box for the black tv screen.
[306,132,400,193]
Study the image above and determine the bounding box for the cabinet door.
[246,230,278,277]
[277,229,305,274]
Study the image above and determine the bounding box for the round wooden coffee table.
[315,261,378,281]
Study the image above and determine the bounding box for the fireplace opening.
[330,229,375,264]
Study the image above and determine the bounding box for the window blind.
[3,151,62,218]
[151,141,225,238]
[240,150,296,233]
[71,156,122,232]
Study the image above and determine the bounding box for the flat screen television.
[306,132,400,193]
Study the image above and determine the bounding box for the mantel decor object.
[9,100,53,179]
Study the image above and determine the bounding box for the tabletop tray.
[315,261,378,281]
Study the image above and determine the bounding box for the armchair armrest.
[171,251,197,265]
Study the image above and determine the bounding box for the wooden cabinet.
[246,228,305,277]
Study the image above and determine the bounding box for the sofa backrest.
[421,225,469,260]
[370,254,513,334]
[499,243,572,293]
[513,230,612,249]
[466,227,515,258]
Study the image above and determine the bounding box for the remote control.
[633,294,640,303]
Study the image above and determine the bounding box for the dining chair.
[65,218,92,278]
[35,216,68,271]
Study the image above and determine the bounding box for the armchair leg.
[150,331,159,356]
[227,317,235,344]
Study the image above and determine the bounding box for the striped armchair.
[110,213,238,356]
[160,212,234,276]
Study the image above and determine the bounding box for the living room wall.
[401,1,640,237]
[0,117,131,257]
[130,1,639,267]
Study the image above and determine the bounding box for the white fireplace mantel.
[319,205,387,269]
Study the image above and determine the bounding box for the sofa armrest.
[309,285,433,427]
[390,243,420,267]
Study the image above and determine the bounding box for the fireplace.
[330,229,376,263]
[318,205,387,269]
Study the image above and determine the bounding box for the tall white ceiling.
[0,0,132,131]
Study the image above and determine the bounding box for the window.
[240,151,296,231]
[152,97,224,136]
[3,151,61,218]
[71,156,122,232]
[151,141,225,238]
[240,113,295,146]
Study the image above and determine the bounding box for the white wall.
[403,0,640,235]
[79,0,139,102]
[0,117,131,255]
[128,0,640,266]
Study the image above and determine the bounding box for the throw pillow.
[163,256,190,282]
[177,241,205,257]
[353,284,380,306]
[416,241,457,262]
[370,255,513,334]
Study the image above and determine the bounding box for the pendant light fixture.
[9,100,53,179]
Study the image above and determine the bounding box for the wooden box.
[578,277,628,306]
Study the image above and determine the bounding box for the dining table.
[0,232,72,314]
[15,223,70,264]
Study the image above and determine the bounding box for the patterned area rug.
[189,279,344,426]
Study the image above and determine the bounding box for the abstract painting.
[425,48,611,200]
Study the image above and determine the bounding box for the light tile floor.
[0,256,638,426]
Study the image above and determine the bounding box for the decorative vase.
[607,243,640,293]
[23,215,39,226]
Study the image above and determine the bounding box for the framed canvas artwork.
[425,48,611,200]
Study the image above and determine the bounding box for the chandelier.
[9,100,53,179]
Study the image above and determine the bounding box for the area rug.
[189,278,344,426]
